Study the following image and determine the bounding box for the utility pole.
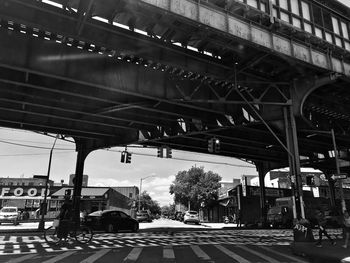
[138,175,155,211]
[38,134,59,231]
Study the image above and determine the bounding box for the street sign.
[331,173,348,180]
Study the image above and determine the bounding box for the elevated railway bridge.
[0,0,349,225]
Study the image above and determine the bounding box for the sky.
[0,128,257,206]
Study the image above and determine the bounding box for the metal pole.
[38,135,59,231]
[138,178,142,211]
[331,129,346,212]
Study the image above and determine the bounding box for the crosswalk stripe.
[80,249,110,263]
[190,245,212,261]
[123,247,143,262]
[259,246,309,263]
[237,245,280,263]
[163,246,175,259]
[214,245,251,263]
[41,251,76,263]
[5,254,36,263]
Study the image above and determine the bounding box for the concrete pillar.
[256,163,267,226]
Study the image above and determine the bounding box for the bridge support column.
[72,139,91,226]
[256,162,268,227]
[283,106,304,221]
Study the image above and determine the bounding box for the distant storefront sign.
[0,187,49,197]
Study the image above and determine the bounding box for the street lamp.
[138,175,155,211]
[38,134,59,231]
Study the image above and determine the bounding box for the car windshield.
[1,208,17,213]
[188,211,198,215]
[138,211,148,215]
[88,211,103,216]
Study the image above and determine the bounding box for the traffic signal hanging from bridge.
[208,138,220,153]
[121,150,132,164]
[166,147,172,158]
[126,152,132,163]
[157,147,163,158]
[157,146,172,158]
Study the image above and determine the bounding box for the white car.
[183,211,200,225]
[0,207,19,225]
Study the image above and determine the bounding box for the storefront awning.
[219,199,230,207]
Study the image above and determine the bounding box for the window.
[291,0,299,15]
[304,22,312,33]
[332,17,340,35]
[293,17,301,28]
[247,0,258,9]
[129,193,133,198]
[341,21,349,39]
[279,0,288,10]
[281,11,289,23]
[315,27,323,38]
[301,1,310,21]
[260,2,267,12]
[325,32,333,43]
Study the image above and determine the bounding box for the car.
[136,210,152,222]
[85,210,139,233]
[0,207,20,225]
[183,211,200,225]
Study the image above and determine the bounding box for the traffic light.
[208,138,214,153]
[157,147,163,158]
[121,151,126,163]
[214,138,220,153]
[126,152,132,163]
[166,147,172,158]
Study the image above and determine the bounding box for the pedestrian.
[343,210,350,248]
[315,208,336,247]
[57,195,73,239]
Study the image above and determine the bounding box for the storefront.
[0,185,62,219]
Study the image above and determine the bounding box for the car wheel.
[14,219,18,225]
[184,221,187,224]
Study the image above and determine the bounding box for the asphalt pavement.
[2,219,350,262]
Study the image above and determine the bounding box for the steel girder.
[0,0,349,171]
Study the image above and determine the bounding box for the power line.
[0,139,74,150]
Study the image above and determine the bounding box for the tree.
[161,204,175,217]
[169,166,222,210]
[139,191,161,215]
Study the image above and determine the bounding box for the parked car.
[183,211,200,225]
[136,210,152,222]
[85,210,139,233]
[0,207,20,225]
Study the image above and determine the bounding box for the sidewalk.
[0,221,239,234]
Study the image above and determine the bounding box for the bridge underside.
[0,0,349,172]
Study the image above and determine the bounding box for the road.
[0,219,342,263]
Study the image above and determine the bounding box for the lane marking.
[163,246,175,259]
[42,251,76,263]
[5,254,36,263]
[214,245,251,263]
[237,245,280,263]
[123,247,143,262]
[80,249,110,263]
[190,245,213,261]
[259,246,309,263]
